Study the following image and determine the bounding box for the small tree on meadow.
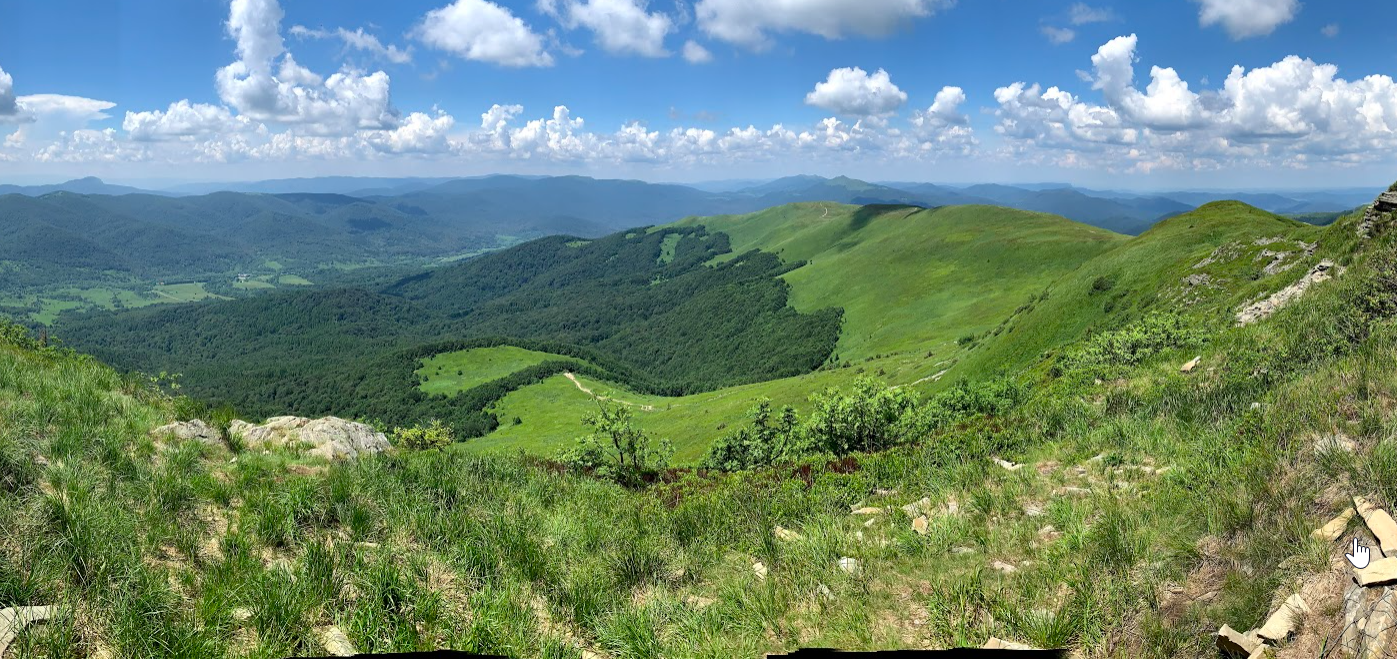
[559,397,672,486]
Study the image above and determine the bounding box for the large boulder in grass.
[229,416,389,461]
[149,419,222,447]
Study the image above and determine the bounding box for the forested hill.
[57,224,843,433]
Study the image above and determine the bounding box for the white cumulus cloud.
[123,100,261,141]
[1089,34,1208,131]
[804,67,907,117]
[415,0,555,67]
[990,34,1397,175]
[695,0,956,49]
[1193,0,1299,40]
[0,66,17,117]
[545,0,674,57]
[366,110,457,153]
[215,0,400,133]
[682,40,713,63]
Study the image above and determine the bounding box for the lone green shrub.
[392,420,454,451]
[700,398,801,470]
[801,376,922,455]
[1058,313,1200,375]
[557,400,672,486]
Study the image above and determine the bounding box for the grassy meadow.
[418,346,590,398]
[3,201,1397,657]
[4,199,1396,657]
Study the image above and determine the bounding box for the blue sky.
[2,0,1397,190]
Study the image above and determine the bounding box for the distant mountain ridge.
[0,174,1379,243]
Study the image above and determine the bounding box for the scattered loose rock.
[1182,273,1212,288]
[874,488,899,496]
[982,637,1036,650]
[851,506,884,516]
[1216,624,1260,657]
[1255,593,1308,642]
[993,458,1023,472]
[1357,558,1397,587]
[1315,433,1358,454]
[951,547,976,555]
[991,560,1017,574]
[837,557,861,575]
[753,562,768,580]
[317,626,357,656]
[0,606,58,658]
[912,516,929,535]
[231,607,252,622]
[1023,502,1046,517]
[817,584,835,602]
[773,526,802,542]
[150,419,223,447]
[230,416,390,461]
[901,497,933,516]
[683,594,715,609]
[1355,496,1397,556]
[1181,356,1201,373]
[1312,508,1356,542]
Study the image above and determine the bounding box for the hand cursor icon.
[1348,538,1372,569]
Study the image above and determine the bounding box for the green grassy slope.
[678,203,1127,361]
[418,346,588,397]
[944,201,1330,387]
[461,203,1126,459]
[5,196,1397,657]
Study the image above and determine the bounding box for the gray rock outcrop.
[149,419,222,447]
[1235,260,1340,326]
[1359,191,1397,238]
[229,416,390,460]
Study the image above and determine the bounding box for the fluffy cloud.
[1089,34,1208,131]
[123,101,261,141]
[545,0,674,57]
[910,86,967,131]
[695,0,956,48]
[34,128,147,164]
[992,34,1397,174]
[365,110,456,153]
[1068,3,1115,25]
[682,40,713,63]
[1193,0,1299,40]
[415,0,554,67]
[993,82,1137,147]
[804,67,907,117]
[0,66,17,117]
[1321,24,1339,38]
[1041,26,1075,44]
[289,25,413,65]
[216,0,400,132]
